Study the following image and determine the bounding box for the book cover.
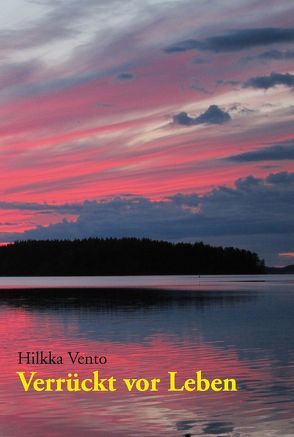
[0,1,293,436]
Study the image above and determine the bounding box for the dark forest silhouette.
[0,238,265,276]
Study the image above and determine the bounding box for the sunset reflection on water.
[0,278,293,436]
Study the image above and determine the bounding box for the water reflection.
[0,281,293,436]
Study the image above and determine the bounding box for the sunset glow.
[0,0,293,264]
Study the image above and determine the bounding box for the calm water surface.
[0,275,293,436]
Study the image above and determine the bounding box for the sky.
[0,0,293,266]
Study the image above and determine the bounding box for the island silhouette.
[0,238,265,276]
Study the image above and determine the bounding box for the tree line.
[0,238,265,276]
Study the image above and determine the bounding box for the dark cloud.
[1,172,293,264]
[226,140,294,162]
[194,105,231,124]
[173,111,194,125]
[165,39,199,53]
[266,171,294,184]
[203,421,234,435]
[244,72,294,89]
[167,193,199,207]
[116,72,134,80]
[243,49,294,62]
[173,105,231,126]
[164,28,294,54]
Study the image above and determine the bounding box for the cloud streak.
[243,49,294,62]
[244,72,294,89]
[226,140,294,162]
[165,28,294,53]
[116,72,134,80]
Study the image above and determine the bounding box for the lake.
[0,275,293,436]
